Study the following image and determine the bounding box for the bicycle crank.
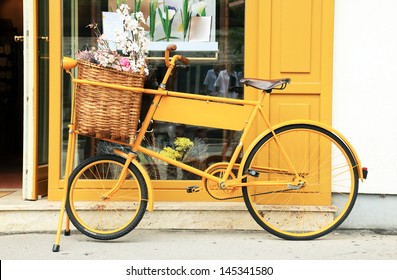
[203,167,243,200]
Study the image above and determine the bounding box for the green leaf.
[157,7,166,27]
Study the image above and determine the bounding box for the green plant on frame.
[180,0,192,40]
[157,3,178,41]
[149,0,158,41]
[133,0,142,19]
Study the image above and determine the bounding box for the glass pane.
[61,0,245,180]
[38,0,49,165]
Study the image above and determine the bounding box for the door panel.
[280,0,313,73]
[36,0,49,197]
[22,0,49,200]
[270,95,319,123]
[271,0,322,83]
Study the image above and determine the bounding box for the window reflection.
[61,0,244,180]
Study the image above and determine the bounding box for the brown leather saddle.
[240,78,291,93]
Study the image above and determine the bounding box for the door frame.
[47,0,62,200]
[22,0,38,200]
[22,0,56,200]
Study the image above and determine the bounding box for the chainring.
[203,165,243,200]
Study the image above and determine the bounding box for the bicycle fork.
[101,150,136,199]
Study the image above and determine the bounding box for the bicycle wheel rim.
[66,155,147,239]
[242,124,359,240]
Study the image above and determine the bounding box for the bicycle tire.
[242,124,359,240]
[65,154,148,240]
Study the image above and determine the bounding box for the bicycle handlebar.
[165,44,190,67]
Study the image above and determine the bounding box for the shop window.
[61,0,245,180]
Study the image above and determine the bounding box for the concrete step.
[0,190,261,234]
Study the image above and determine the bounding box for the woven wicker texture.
[75,60,146,141]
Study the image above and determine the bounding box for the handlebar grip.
[165,44,177,66]
[178,55,190,65]
[167,44,177,51]
[63,57,77,71]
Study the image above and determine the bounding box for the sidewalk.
[1,189,397,260]
[0,188,261,234]
[1,229,397,260]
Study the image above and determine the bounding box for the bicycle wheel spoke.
[66,154,148,240]
[243,124,358,240]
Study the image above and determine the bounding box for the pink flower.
[120,57,131,71]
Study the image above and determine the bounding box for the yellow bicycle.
[53,45,367,252]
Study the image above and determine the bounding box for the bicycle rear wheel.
[242,124,359,240]
[65,154,148,240]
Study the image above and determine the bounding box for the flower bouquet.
[159,137,208,180]
[74,4,148,141]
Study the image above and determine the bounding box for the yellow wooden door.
[245,0,335,206]
[245,0,334,126]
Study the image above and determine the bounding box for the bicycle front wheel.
[242,124,359,240]
[66,154,148,240]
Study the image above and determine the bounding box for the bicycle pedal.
[186,186,200,193]
[247,169,260,177]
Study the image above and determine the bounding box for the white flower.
[80,4,148,74]
[125,18,139,31]
[161,7,176,20]
[107,54,115,64]
[169,9,176,19]
[135,11,145,23]
[192,1,206,16]
[117,4,130,16]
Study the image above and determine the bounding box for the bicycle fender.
[131,159,155,212]
[240,120,365,181]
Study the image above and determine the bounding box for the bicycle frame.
[63,52,366,195]
[53,51,366,252]
[66,67,298,187]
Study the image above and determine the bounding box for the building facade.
[1,0,396,228]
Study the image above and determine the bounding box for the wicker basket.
[74,60,146,141]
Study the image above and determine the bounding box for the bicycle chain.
[206,187,292,201]
[205,178,293,201]
[205,189,245,201]
[204,167,293,200]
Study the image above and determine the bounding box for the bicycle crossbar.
[71,77,258,131]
